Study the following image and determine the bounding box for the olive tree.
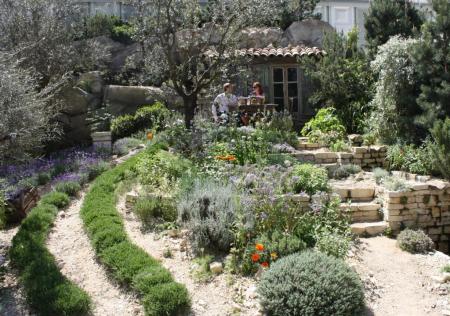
[127,0,285,127]
[0,54,59,164]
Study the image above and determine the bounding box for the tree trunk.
[183,94,197,129]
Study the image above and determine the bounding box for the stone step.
[351,221,388,236]
[332,185,375,202]
[340,202,382,223]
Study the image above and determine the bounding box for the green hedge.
[80,152,190,316]
[9,192,91,316]
[111,102,171,140]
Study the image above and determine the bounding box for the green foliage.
[37,172,51,185]
[257,231,306,258]
[39,191,70,209]
[442,265,450,273]
[301,108,346,145]
[133,195,177,228]
[9,193,91,315]
[258,251,365,316]
[383,176,410,192]
[0,193,7,229]
[137,149,193,191]
[86,161,110,181]
[301,29,374,134]
[372,167,389,184]
[113,137,142,156]
[329,139,351,152]
[54,181,82,197]
[111,102,171,140]
[364,0,423,57]
[177,179,238,253]
[314,230,351,258]
[82,14,133,44]
[397,228,434,254]
[291,164,329,195]
[332,164,362,180]
[412,0,450,130]
[386,143,434,175]
[428,118,450,180]
[80,153,189,314]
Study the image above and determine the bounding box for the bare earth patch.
[348,236,450,316]
[116,193,262,316]
[46,192,144,316]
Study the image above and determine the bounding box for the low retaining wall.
[294,146,387,169]
[383,180,450,252]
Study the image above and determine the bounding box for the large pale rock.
[282,19,334,48]
[104,85,181,116]
[239,27,283,48]
[91,36,140,72]
[61,87,93,116]
[209,262,224,275]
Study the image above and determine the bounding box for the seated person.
[250,82,265,103]
[212,83,238,123]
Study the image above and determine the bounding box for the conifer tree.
[364,0,423,57]
[413,0,450,130]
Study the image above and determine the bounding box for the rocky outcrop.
[281,20,334,48]
[104,85,182,116]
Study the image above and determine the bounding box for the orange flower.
[251,253,260,262]
[261,262,269,268]
[270,252,278,260]
[226,155,237,161]
[147,132,154,140]
[255,243,264,251]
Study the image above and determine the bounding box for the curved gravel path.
[116,193,262,316]
[46,192,144,316]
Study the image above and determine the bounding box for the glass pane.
[291,98,299,112]
[274,83,284,98]
[288,83,298,97]
[274,98,284,111]
[287,68,297,82]
[273,68,283,82]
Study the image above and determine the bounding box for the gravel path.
[0,226,32,316]
[116,193,261,316]
[349,236,450,316]
[46,192,144,316]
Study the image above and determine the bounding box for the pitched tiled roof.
[206,44,325,58]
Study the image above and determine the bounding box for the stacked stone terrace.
[293,137,450,252]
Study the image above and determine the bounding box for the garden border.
[80,151,190,315]
[9,191,91,315]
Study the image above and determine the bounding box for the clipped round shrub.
[291,164,329,195]
[54,181,82,197]
[258,251,364,316]
[143,282,190,316]
[86,161,110,181]
[397,228,434,254]
[132,266,173,294]
[111,114,135,140]
[39,192,70,209]
[37,172,52,185]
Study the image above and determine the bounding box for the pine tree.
[413,0,450,130]
[364,0,423,57]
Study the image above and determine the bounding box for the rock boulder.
[282,19,334,48]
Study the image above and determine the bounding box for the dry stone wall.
[382,180,450,253]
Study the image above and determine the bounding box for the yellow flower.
[270,252,278,260]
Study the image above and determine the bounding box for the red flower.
[255,243,264,251]
[261,262,269,268]
[251,253,260,262]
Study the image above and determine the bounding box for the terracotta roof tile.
[206,45,325,58]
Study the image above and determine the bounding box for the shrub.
[86,161,110,181]
[291,164,329,195]
[429,118,450,180]
[9,192,91,315]
[111,23,135,44]
[386,143,434,175]
[397,228,434,254]
[332,164,361,179]
[329,139,351,152]
[258,251,365,316]
[301,108,346,145]
[372,167,389,184]
[383,176,410,192]
[113,137,142,156]
[177,179,237,253]
[133,196,177,227]
[37,172,51,185]
[315,230,351,258]
[54,181,82,197]
[80,153,190,314]
[39,191,70,209]
[111,103,171,140]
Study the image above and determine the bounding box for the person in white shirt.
[212,83,238,123]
